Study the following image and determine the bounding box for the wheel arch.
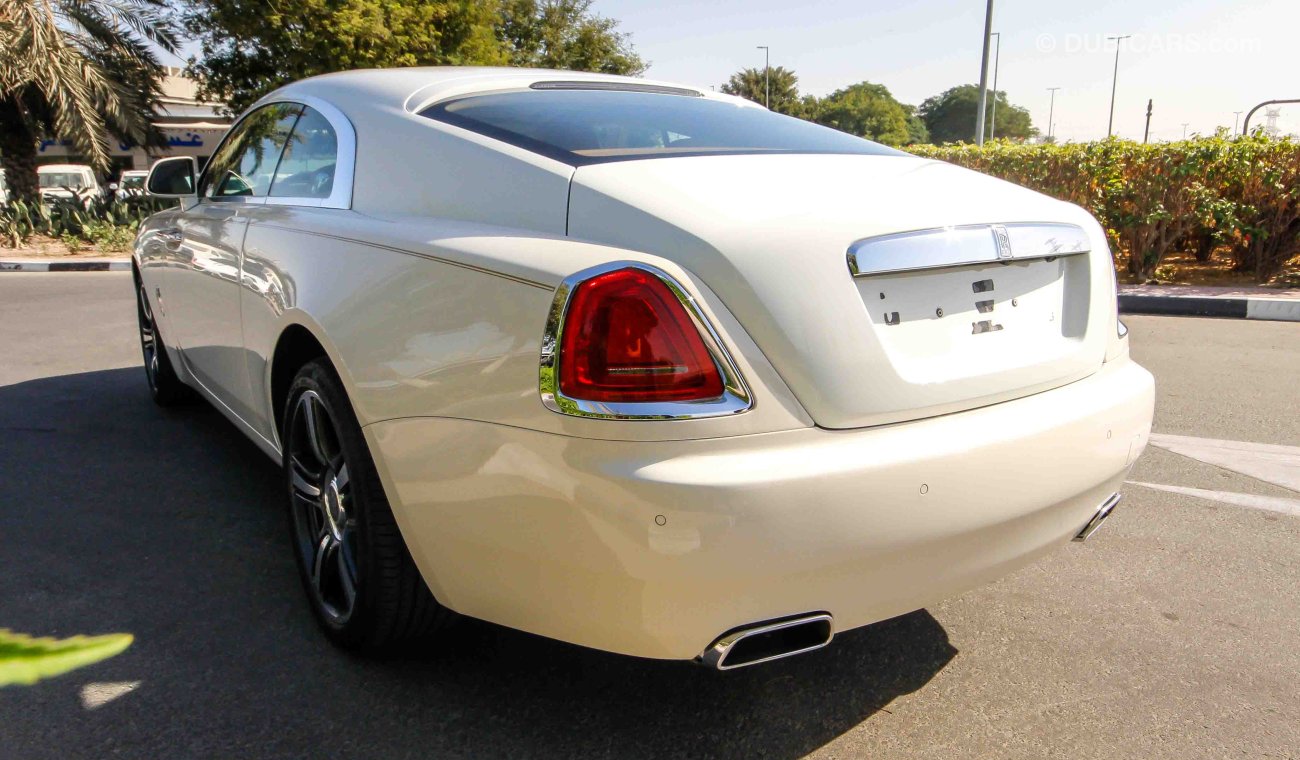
[269,322,337,440]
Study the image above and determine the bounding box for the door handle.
[156,228,183,248]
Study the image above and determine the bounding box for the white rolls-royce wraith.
[135,67,1154,670]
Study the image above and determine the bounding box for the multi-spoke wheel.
[283,360,454,650]
[288,390,360,625]
[134,276,193,406]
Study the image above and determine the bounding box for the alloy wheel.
[136,283,160,392]
[287,390,360,625]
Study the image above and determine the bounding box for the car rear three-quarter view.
[132,67,1155,671]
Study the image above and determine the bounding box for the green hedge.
[908,136,1300,282]
[1,196,175,249]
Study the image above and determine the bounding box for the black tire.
[134,277,195,406]
[283,359,454,651]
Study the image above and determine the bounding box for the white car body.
[38,163,102,204]
[113,170,150,201]
[134,67,1154,667]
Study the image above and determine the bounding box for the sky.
[589,0,1300,142]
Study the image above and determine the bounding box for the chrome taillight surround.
[539,261,753,420]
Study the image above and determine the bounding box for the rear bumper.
[366,357,1154,660]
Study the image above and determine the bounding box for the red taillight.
[558,268,724,403]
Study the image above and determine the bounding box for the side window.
[200,103,302,201]
[269,107,339,200]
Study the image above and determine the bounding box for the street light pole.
[756,46,770,109]
[1106,34,1131,138]
[989,32,1001,139]
[1233,111,1243,135]
[975,0,994,145]
[1046,87,1060,141]
[1182,123,1190,140]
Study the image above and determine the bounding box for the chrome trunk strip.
[847,223,1090,277]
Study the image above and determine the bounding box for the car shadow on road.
[0,367,958,759]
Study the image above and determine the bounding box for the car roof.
[39,164,94,173]
[258,66,753,117]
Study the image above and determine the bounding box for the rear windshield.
[419,88,904,166]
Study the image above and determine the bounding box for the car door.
[237,103,350,441]
[165,103,302,422]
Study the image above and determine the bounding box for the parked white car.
[136,67,1154,669]
[38,164,102,204]
[111,169,150,201]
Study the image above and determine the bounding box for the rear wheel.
[135,279,193,406]
[283,360,454,650]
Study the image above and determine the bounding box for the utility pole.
[756,46,770,109]
[1046,87,1060,141]
[1182,123,1190,140]
[1143,99,1153,143]
[1233,111,1243,135]
[975,0,994,145]
[989,32,1001,139]
[1106,34,1131,138]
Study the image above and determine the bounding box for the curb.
[0,260,130,273]
[1120,294,1300,322]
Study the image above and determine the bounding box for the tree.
[0,0,177,203]
[904,105,930,145]
[499,0,645,75]
[180,0,646,115]
[180,0,505,114]
[814,81,915,147]
[918,84,1038,145]
[720,66,801,115]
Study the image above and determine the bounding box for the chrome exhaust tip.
[699,613,834,670]
[1073,492,1121,542]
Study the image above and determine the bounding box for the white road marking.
[79,680,141,710]
[1148,433,1300,493]
[1128,482,1300,517]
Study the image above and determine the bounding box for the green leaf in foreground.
[0,629,133,687]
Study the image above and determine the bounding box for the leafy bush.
[60,231,84,254]
[0,195,173,251]
[909,135,1300,283]
[82,220,138,252]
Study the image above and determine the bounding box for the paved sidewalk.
[1120,284,1300,322]
[0,256,130,272]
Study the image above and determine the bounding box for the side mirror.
[147,156,198,199]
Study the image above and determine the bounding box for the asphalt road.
[1,273,1297,760]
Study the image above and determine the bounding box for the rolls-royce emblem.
[991,225,1014,259]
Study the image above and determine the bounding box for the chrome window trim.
[195,101,294,205]
[539,261,753,420]
[847,222,1090,277]
[204,94,357,211]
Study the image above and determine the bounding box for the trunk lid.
[567,153,1115,429]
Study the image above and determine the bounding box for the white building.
[35,67,231,180]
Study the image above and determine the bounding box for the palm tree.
[0,0,178,203]
[720,66,802,116]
